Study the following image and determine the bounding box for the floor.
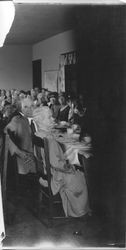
[3,142,125,249]
[2,195,122,249]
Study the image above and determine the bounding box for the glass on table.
[67,127,73,135]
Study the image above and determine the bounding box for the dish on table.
[60,121,68,126]
[54,122,70,131]
[71,133,80,139]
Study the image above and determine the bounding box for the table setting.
[35,120,92,167]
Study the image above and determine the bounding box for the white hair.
[21,97,34,109]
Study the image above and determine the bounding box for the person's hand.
[64,162,75,173]
[17,150,28,159]
[74,108,79,114]
[74,108,84,117]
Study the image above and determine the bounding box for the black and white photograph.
[0,0,125,249]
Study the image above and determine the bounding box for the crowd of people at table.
[0,87,89,135]
[0,87,91,241]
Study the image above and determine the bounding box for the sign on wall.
[44,70,58,92]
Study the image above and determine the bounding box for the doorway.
[32,59,42,89]
[65,64,78,96]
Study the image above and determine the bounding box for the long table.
[36,128,92,166]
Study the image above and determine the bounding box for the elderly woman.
[39,137,90,218]
[33,104,55,135]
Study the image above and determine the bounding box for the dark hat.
[49,92,58,99]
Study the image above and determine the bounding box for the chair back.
[43,137,52,196]
[38,137,65,225]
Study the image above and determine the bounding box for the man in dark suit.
[3,99,42,215]
[5,98,36,175]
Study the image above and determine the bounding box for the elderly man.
[3,98,44,216]
[5,98,36,175]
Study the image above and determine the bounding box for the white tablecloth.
[36,129,92,166]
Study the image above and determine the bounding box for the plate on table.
[74,129,81,134]
[54,126,67,133]
[71,133,80,140]
[54,122,69,131]
[54,125,68,129]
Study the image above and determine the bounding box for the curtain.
[57,51,77,93]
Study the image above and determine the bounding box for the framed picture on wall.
[44,70,58,92]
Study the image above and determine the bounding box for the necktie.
[30,119,36,134]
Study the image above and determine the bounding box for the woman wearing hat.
[57,92,70,122]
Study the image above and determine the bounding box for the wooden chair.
[37,137,66,227]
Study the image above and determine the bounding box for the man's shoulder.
[11,114,24,123]
[6,114,22,131]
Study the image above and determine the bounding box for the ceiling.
[5,1,124,46]
[5,3,76,45]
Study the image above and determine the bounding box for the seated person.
[67,96,86,124]
[68,96,77,124]
[45,89,51,103]
[5,90,12,104]
[48,92,60,121]
[57,92,70,122]
[39,137,90,217]
[30,89,37,106]
[0,90,6,109]
[33,103,55,134]
[36,93,47,107]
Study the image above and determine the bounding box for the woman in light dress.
[47,138,90,217]
[33,104,90,217]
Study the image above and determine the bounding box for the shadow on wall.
[74,4,125,245]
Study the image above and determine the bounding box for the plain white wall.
[0,30,75,91]
[32,29,76,88]
[0,45,32,90]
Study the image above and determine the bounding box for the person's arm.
[74,108,85,117]
[4,117,27,158]
[4,117,17,141]
[8,136,27,158]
